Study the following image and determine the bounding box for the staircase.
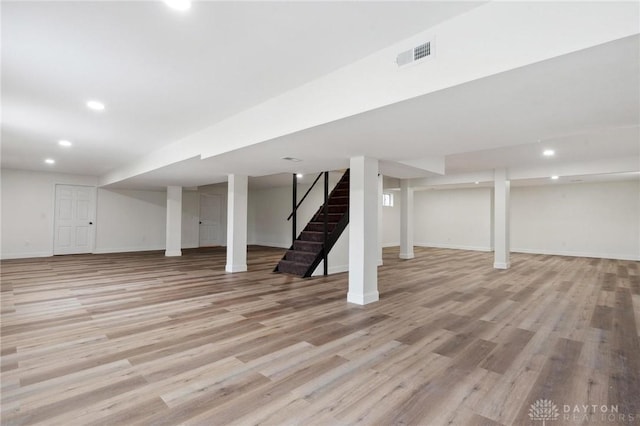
[274,170,350,277]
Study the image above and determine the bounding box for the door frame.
[52,184,98,255]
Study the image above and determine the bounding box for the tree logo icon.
[529,399,560,425]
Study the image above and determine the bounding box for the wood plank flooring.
[1,246,639,425]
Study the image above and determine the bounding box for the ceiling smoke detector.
[281,157,302,162]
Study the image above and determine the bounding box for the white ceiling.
[107,34,640,189]
[405,172,640,192]
[1,0,484,175]
[3,1,638,191]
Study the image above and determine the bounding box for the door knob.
[199,221,202,224]
[89,222,93,225]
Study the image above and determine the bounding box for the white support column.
[399,179,414,260]
[493,168,511,269]
[377,173,383,266]
[348,156,379,305]
[226,174,248,273]
[165,186,182,257]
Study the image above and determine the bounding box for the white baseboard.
[225,264,248,273]
[93,245,165,254]
[494,262,511,269]
[414,242,492,252]
[165,250,182,257]
[1,251,53,260]
[511,248,640,261]
[382,242,400,248]
[347,291,380,305]
[311,263,349,276]
[251,241,290,249]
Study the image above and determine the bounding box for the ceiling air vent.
[396,40,433,67]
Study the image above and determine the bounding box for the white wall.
[413,187,493,251]
[95,188,199,254]
[5,168,637,262]
[1,169,201,259]
[406,181,639,261]
[1,169,98,259]
[511,180,640,260]
[94,188,167,253]
[248,184,309,249]
[382,190,401,247]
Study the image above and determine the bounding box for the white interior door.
[199,194,223,246]
[54,185,96,255]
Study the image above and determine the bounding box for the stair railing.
[323,171,329,276]
[286,171,330,276]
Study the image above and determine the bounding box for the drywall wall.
[511,180,640,260]
[248,184,308,249]
[1,169,202,259]
[96,188,199,254]
[409,180,639,260]
[94,188,167,253]
[1,169,98,259]
[382,190,401,247]
[5,168,637,262]
[413,187,493,251]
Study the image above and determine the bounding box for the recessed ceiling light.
[164,0,191,11]
[282,157,302,162]
[86,100,105,111]
[543,149,555,157]
[551,175,559,180]
[44,158,55,165]
[474,181,479,184]
[58,140,72,147]
[296,173,303,178]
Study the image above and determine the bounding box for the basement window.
[382,193,394,207]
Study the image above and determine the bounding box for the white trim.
[347,291,380,305]
[511,248,640,262]
[251,241,290,249]
[494,262,511,269]
[382,242,399,248]
[93,245,165,254]
[399,253,415,259]
[311,263,349,276]
[1,251,54,260]
[165,249,182,257]
[328,264,348,274]
[414,242,492,252]
[225,264,248,273]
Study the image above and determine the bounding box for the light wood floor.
[1,246,639,426]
